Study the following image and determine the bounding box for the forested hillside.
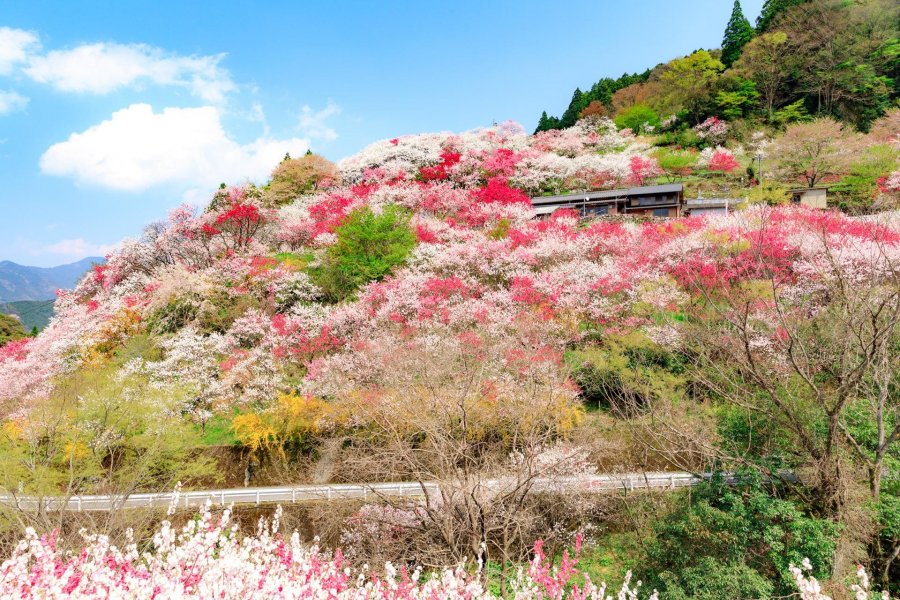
[537,0,898,132]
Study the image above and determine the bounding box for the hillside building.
[683,197,738,216]
[531,183,684,219]
[789,187,828,209]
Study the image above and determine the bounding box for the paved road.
[0,472,715,513]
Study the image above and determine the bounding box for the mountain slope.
[0,257,103,302]
[0,300,55,331]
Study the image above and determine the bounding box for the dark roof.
[531,183,683,206]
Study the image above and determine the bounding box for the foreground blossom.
[1,502,890,599]
[0,502,653,600]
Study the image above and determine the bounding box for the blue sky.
[0,0,763,266]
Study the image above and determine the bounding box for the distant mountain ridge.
[0,257,103,302]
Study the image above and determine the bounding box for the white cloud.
[0,27,39,75]
[40,103,310,191]
[299,102,340,141]
[0,90,28,115]
[43,238,119,259]
[25,42,236,102]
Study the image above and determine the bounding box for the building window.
[582,204,609,217]
[635,196,670,206]
[652,208,669,217]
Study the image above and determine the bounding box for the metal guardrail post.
[256,490,260,505]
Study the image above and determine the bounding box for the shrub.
[641,475,839,597]
[654,557,773,600]
[614,104,661,134]
[831,144,900,212]
[147,295,200,334]
[269,154,339,205]
[310,205,416,303]
[569,332,685,416]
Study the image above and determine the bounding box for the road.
[0,472,716,513]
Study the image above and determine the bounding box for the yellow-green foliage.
[231,393,334,456]
[0,313,27,346]
[569,332,686,414]
[0,368,215,498]
[742,181,791,206]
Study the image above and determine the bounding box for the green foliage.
[654,558,773,600]
[274,250,316,270]
[536,71,650,132]
[659,50,724,124]
[717,404,793,471]
[568,332,685,415]
[0,300,55,332]
[675,127,704,149]
[540,0,897,133]
[742,181,792,205]
[773,99,810,125]
[715,78,760,119]
[114,334,163,365]
[0,313,27,346]
[641,475,839,597]
[872,492,900,592]
[535,111,561,133]
[756,0,809,32]
[310,205,416,303]
[487,218,511,240]
[147,295,201,334]
[654,147,698,182]
[721,1,755,68]
[613,104,660,134]
[202,295,260,335]
[268,154,339,205]
[831,144,900,211]
[199,413,241,447]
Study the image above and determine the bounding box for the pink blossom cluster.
[878,170,900,195]
[0,502,656,599]
[0,501,886,599]
[693,117,729,145]
[2,118,899,419]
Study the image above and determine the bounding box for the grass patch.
[274,251,315,270]
[572,532,642,591]
[199,413,240,447]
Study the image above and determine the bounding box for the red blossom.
[708,149,740,173]
[415,223,439,243]
[627,155,662,186]
[471,177,531,207]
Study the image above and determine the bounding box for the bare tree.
[770,118,861,188]
[679,216,899,519]
[327,324,600,594]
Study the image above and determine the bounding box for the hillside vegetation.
[0,300,55,332]
[540,0,898,131]
[0,120,898,595]
[537,0,898,210]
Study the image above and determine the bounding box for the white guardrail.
[0,472,718,513]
